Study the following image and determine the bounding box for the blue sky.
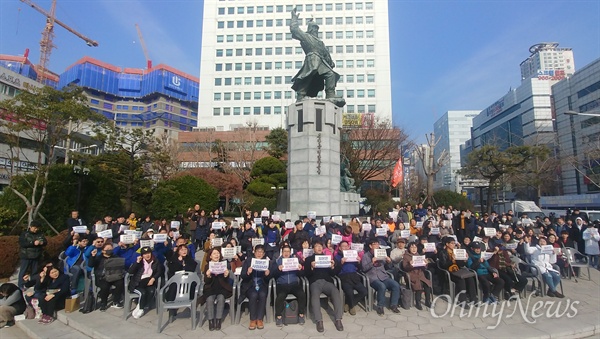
[1,0,599,141]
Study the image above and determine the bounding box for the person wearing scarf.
[127,247,162,319]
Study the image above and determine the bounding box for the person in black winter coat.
[36,265,70,324]
[18,220,47,289]
[239,245,270,330]
[88,243,125,311]
[127,247,162,318]
[165,244,198,321]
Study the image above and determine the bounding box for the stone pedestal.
[287,99,359,218]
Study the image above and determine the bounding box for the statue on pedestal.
[340,155,357,193]
[290,8,346,108]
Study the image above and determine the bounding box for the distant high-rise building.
[433,110,479,192]
[198,0,392,131]
[519,42,575,82]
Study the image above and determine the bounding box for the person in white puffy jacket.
[582,223,600,269]
[524,236,565,298]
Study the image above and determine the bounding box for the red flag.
[391,158,403,188]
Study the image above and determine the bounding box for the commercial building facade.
[553,58,600,194]
[198,0,392,131]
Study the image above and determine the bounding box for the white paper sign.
[73,226,87,233]
[172,231,180,240]
[362,223,372,232]
[351,243,364,252]
[430,227,440,235]
[120,234,134,244]
[235,217,244,223]
[331,234,342,244]
[221,247,235,259]
[153,234,167,243]
[282,257,300,271]
[285,222,294,229]
[473,236,483,243]
[505,242,518,250]
[140,240,154,249]
[235,246,242,254]
[170,221,180,230]
[453,249,468,260]
[94,224,108,233]
[376,227,387,237]
[252,238,265,247]
[389,212,398,220]
[499,224,509,230]
[443,220,452,227]
[261,210,270,217]
[415,222,423,228]
[412,255,426,267]
[209,261,227,275]
[323,216,331,223]
[484,228,496,237]
[315,255,331,268]
[315,225,326,236]
[272,214,280,221]
[540,245,554,255]
[97,230,113,239]
[343,250,358,262]
[251,258,269,271]
[445,214,453,220]
[400,230,410,238]
[118,225,127,233]
[332,216,343,223]
[209,238,222,247]
[482,252,494,260]
[424,242,436,253]
[231,221,240,229]
[302,249,314,258]
[307,211,317,219]
[374,249,387,259]
[124,230,141,240]
[252,218,262,225]
[212,222,226,230]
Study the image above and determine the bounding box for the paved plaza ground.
[4,265,599,339]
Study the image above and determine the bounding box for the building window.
[367,74,375,82]
[274,106,282,115]
[255,62,262,70]
[213,108,220,116]
[295,61,302,69]
[217,21,224,29]
[326,32,333,39]
[247,6,254,14]
[366,30,374,38]
[335,3,342,10]
[346,45,353,53]
[234,77,242,85]
[346,17,353,24]
[367,59,375,67]
[356,3,363,10]
[346,31,354,39]
[266,48,273,55]
[247,20,253,28]
[244,107,251,115]
[358,105,365,113]
[254,107,261,115]
[224,78,232,85]
[254,92,261,100]
[357,90,365,98]
[275,76,282,84]
[347,90,354,98]
[346,75,354,83]
[235,35,242,42]
[285,91,292,99]
[215,78,222,86]
[224,93,231,101]
[285,61,292,69]
[264,76,272,84]
[356,45,364,53]
[266,19,273,27]
[326,17,333,25]
[225,63,232,71]
[266,34,273,41]
[366,16,374,24]
[225,49,233,56]
[245,63,252,70]
[347,60,354,68]
[336,60,343,68]
[223,107,231,115]
[234,92,241,100]
[347,105,354,113]
[366,2,373,10]
[336,31,343,39]
[256,34,263,42]
[227,21,234,28]
[228,7,234,14]
[264,106,271,115]
[234,107,241,115]
[254,77,262,85]
[367,45,374,53]
[356,17,363,24]
[368,105,376,113]
[235,63,242,71]
[217,35,224,43]
[218,8,225,15]
[215,64,222,71]
[316,4,323,11]
[357,74,365,83]
[336,17,343,25]
[357,60,364,68]
[237,20,244,28]
[214,93,221,101]
[265,62,272,70]
[274,91,282,99]
[244,77,251,85]
[244,92,251,100]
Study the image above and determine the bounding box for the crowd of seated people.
[3,205,598,332]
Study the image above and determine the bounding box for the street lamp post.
[73,165,90,210]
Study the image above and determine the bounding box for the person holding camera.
[18,220,47,289]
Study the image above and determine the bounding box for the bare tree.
[414,133,449,206]
[146,133,181,181]
[567,134,600,190]
[340,118,410,189]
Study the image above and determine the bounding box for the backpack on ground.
[400,287,412,310]
[102,257,125,282]
[283,300,299,325]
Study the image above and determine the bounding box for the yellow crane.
[135,23,152,69]
[20,0,99,84]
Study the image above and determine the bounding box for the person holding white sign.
[335,241,367,316]
[466,242,504,304]
[238,221,258,258]
[303,242,344,332]
[127,247,163,319]
[524,236,564,298]
[240,245,270,330]
[199,248,233,331]
[390,238,407,264]
[437,237,478,307]
[64,234,90,292]
[263,221,282,260]
[165,244,198,322]
[271,245,306,327]
[402,242,432,310]
[361,239,401,316]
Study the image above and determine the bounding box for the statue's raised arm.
[288,7,345,107]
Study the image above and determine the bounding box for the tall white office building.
[199,0,392,131]
[433,110,479,192]
[520,42,575,82]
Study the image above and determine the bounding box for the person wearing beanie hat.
[18,220,47,288]
[467,241,504,304]
[127,246,162,319]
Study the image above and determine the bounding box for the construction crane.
[135,23,152,69]
[20,0,99,84]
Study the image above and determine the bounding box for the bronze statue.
[290,8,346,108]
